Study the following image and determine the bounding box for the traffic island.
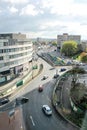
[52,73,80,129]
[68,82,87,127]
[52,67,87,129]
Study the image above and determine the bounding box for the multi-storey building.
[81,41,87,52]
[0,33,33,84]
[57,33,81,49]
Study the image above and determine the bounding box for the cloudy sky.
[0,0,87,39]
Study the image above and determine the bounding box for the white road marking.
[30,115,35,126]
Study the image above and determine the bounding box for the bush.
[69,67,85,74]
[81,55,87,63]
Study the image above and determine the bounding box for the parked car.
[60,68,66,72]
[53,74,59,78]
[1,98,9,105]
[38,85,43,92]
[42,105,52,116]
[42,75,48,80]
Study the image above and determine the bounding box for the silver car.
[42,105,52,116]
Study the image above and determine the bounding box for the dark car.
[16,97,29,105]
[60,68,66,72]
[42,75,48,80]
[38,85,43,92]
[1,98,9,105]
[53,74,59,78]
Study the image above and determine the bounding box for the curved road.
[23,79,78,130]
[1,57,78,130]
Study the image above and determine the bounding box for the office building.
[57,33,81,49]
[81,41,87,52]
[0,33,33,84]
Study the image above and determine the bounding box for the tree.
[79,52,87,63]
[61,40,78,56]
[81,55,87,63]
[52,41,57,46]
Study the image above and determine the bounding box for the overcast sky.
[0,0,87,39]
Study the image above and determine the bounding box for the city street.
[0,51,78,130]
[22,77,78,130]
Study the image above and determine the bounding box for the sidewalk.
[0,62,42,98]
[0,107,25,130]
[0,70,32,98]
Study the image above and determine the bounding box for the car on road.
[1,98,9,105]
[42,105,52,116]
[38,85,43,92]
[66,61,72,65]
[42,75,48,80]
[53,74,59,78]
[60,68,66,72]
[16,97,29,105]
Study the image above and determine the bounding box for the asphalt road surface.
[22,80,78,130]
[0,57,77,130]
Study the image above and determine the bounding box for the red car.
[38,85,43,92]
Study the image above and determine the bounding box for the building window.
[4,62,9,66]
[0,56,3,60]
[0,49,3,53]
[4,42,8,46]
[0,42,3,46]
[4,49,9,53]
[0,63,4,68]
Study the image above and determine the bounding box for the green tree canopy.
[52,41,57,46]
[81,55,87,63]
[61,40,78,56]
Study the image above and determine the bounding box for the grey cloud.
[0,0,87,38]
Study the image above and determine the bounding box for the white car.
[42,105,52,116]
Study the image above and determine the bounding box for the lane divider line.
[30,115,35,126]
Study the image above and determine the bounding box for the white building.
[57,33,81,49]
[0,33,33,84]
[81,41,87,52]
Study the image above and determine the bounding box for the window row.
[0,46,32,53]
[0,57,30,68]
[3,41,31,46]
[9,51,32,59]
